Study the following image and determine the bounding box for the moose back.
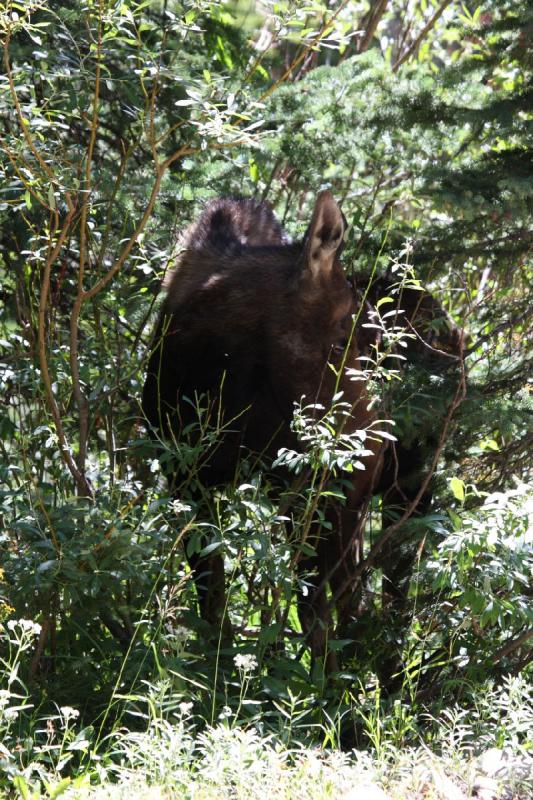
[142,192,383,667]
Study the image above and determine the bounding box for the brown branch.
[70,1,104,489]
[96,142,133,270]
[357,0,389,53]
[81,137,247,303]
[491,628,533,665]
[81,162,166,301]
[1,142,50,209]
[395,4,415,62]
[38,196,94,497]
[393,0,454,72]
[3,22,56,183]
[147,30,166,166]
[99,610,131,652]
[405,319,462,360]
[258,0,352,104]
[29,617,51,681]
[415,627,533,703]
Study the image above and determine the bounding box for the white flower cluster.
[170,498,192,515]
[59,706,80,721]
[165,624,189,639]
[7,619,42,635]
[233,653,258,672]
[0,689,11,708]
[219,705,232,720]
[0,691,19,721]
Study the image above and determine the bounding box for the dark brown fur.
[142,193,382,668]
[356,274,464,362]
[351,272,466,688]
[355,272,465,511]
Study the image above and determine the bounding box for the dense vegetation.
[0,1,531,797]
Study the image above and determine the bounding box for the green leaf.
[46,778,72,799]
[448,508,462,530]
[450,477,465,502]
[199,541,222,557]
[13,776,33,800]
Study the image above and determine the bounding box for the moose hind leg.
[330,521,364,635]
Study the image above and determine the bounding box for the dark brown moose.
[142,192,383,668]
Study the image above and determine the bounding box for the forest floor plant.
[1,618,531,799]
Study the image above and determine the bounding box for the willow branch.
[357,0,389,53]
[1,143,49,209]
[38,196,93,496]
[491,628,533,665]
[258,0,352,103]
[70,2,103,487]
[393,0,454,72]
[81,137,246,302]
[3,22,56,183]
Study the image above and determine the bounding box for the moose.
[142,192,466,672]
[142,192,384,669]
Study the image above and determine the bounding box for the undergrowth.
[1,619,531,799]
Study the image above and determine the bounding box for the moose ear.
[304,191,345,279]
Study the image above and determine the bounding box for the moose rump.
[142,192,382,667]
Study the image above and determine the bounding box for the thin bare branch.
[358,0,389,53]
[3,23,56,183]
[258,0,352,103]
[491,628,533,665]
[70,1,104,485]
[393,0,454,72]
[38,196,93,497]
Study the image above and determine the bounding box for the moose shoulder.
[142,192,383,669]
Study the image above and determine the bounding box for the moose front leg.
[326,503,366,637]
[186,544,233,645]
[296,550,339,675]
[294,500,367,675]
